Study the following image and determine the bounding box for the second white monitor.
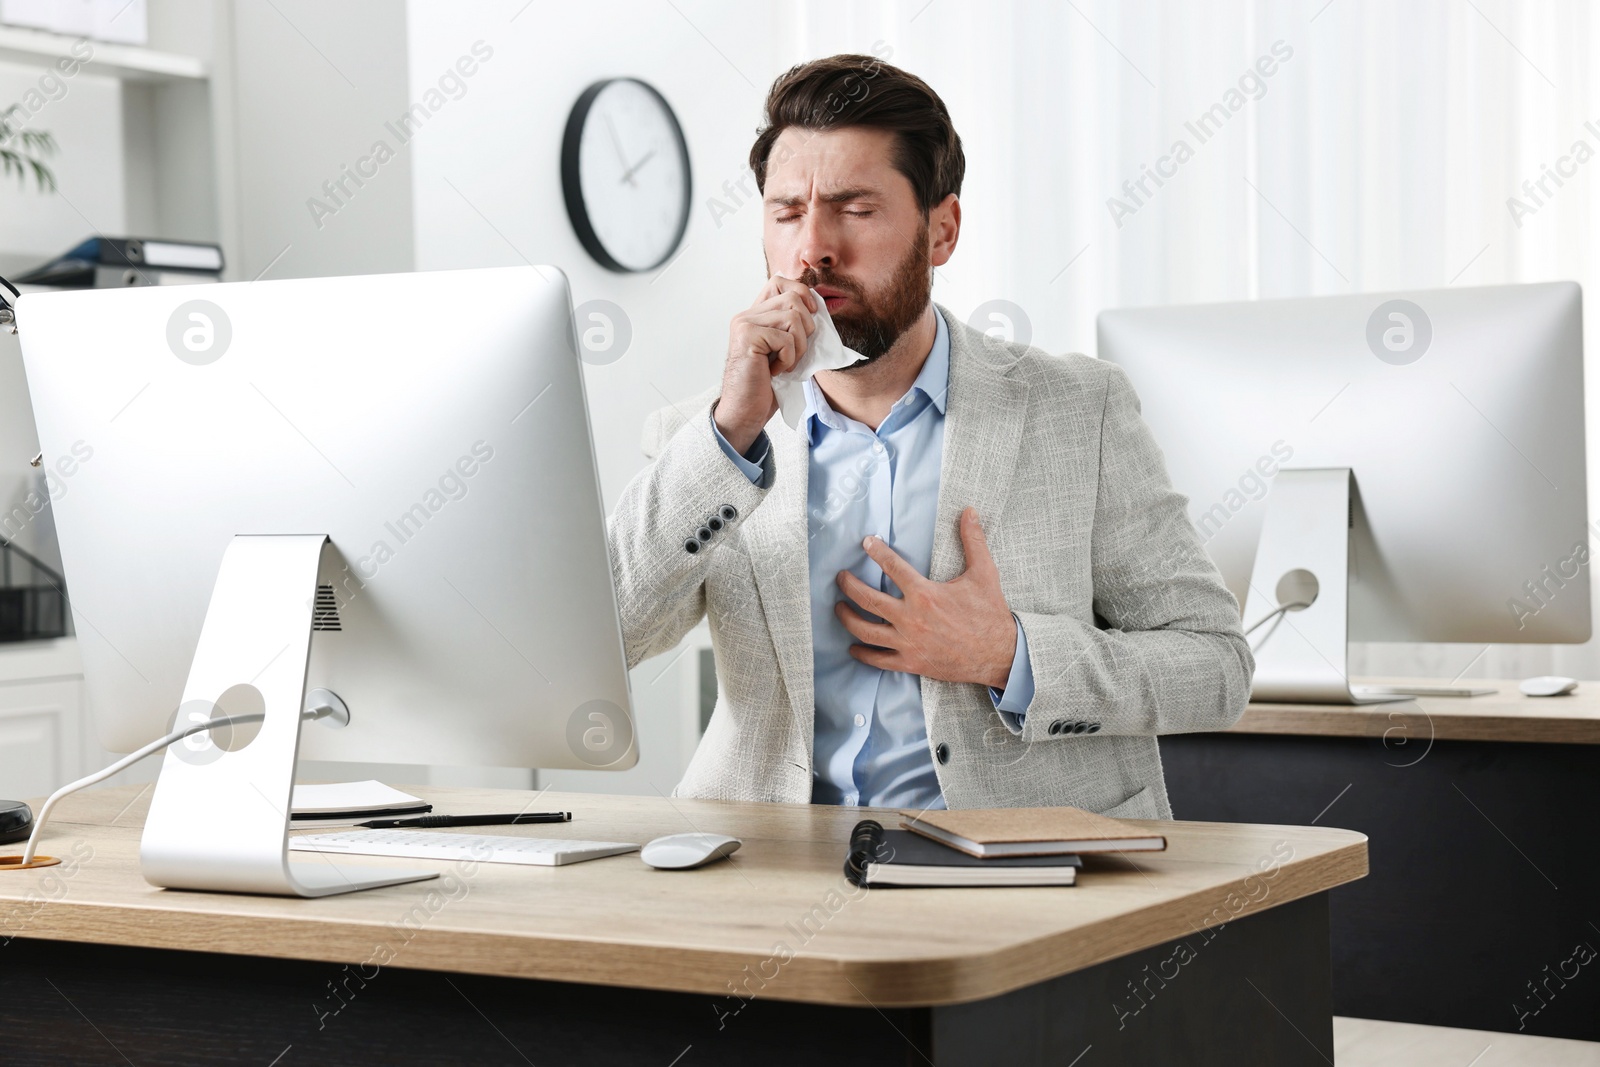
[1099,281,1588,645]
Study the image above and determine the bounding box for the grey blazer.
[606,304,1251,819]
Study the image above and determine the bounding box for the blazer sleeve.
[608,398,773,669]
[1011,363,1254,740]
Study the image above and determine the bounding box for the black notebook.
[844,820,1080,888]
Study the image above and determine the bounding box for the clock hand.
[603,114,636,187]
[618,147,658,185]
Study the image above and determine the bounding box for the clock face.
[562,79,691,273]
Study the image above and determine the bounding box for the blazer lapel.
[928,305,1029,583]
[741,421,815,755]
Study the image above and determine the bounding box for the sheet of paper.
[290,780,425,814]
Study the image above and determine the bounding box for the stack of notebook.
[844,806,1167,888]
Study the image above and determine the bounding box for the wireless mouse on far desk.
[1519,675,1579,697]
[641,832,741,870]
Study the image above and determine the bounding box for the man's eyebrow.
[766,187,881,208]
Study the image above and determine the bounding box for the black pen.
[357,812,572,829]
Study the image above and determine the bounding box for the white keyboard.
[289,829,639,867]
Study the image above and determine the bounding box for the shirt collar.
[803,307,950,443]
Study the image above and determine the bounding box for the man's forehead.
[764,126,898,196]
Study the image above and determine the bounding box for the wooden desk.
[1234,677,1600,745]
[1162,678,1600,1041]
[0,785,1365,1066]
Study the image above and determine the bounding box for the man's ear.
[930,194,961,267]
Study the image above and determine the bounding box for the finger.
[745,306,814,343]
[773,328,799,375]
[834,600,900,647]
[836,568,901,619]
[848,643,908,673]
[754,289,820,333]
[862,535,926,593]
[768,275,818,313]
[753,325,798,375]
[782,311,812,364]
[789,292,819,333]
[958,507,998,575]
[756,276,785,306]
[780,308,812,347]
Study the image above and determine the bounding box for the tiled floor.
[1335,1017,1600,1066]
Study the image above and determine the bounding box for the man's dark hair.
[748,53,965,216]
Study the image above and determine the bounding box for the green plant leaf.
[0,134,58,192]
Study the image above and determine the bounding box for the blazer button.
[1049,721,1066,736]
[696,526,713,543]
[1086,723,1101,734]
[683,538,700,555]
[935,742,950,765]
[706,513,725,532]
[719,504,738,522]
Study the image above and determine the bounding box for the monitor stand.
[1246,469,1419,705]
[139,534,438,897]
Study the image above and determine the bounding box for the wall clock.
[561,78,692,273]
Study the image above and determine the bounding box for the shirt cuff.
[989,614,1035,733]
[710,409,770,484]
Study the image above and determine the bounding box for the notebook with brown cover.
[844,821,1080,888]
[901,806,1167,858]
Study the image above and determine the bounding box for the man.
[607,55,1251,818]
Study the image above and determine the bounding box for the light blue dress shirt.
[713,310,1034,809]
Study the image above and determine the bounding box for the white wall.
[123,0,218,243]
[227,0,414,281]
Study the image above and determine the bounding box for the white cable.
[19,705,332,864]
[1243,600,1312,650]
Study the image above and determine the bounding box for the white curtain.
[785,0,1600,681]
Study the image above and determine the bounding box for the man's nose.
[796,211,839,273]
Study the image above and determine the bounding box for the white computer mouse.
[1519,675,1578,697]
[640,832,742,870]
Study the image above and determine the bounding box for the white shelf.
[0,636,81,684]
[0,25,205,82]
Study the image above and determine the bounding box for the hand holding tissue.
[770,288,867,429]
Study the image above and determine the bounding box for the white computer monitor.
[18,264,638,895]
[18,265,636,771]
[1099,282,1588,700]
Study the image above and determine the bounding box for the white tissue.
[771,288,867,429]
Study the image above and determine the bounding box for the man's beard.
[793,225,931,366]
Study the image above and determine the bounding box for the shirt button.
[853,714,865,728]
[871,441,885,455]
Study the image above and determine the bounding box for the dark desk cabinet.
[1162,729,1600,1041]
